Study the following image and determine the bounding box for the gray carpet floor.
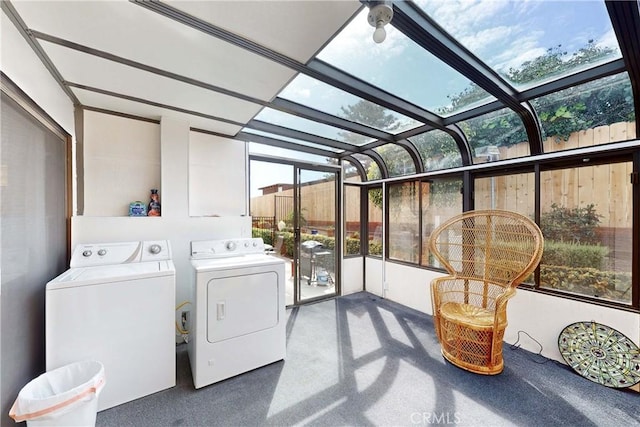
[96,292,639,427]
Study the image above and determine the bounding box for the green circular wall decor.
[558,321,640,388]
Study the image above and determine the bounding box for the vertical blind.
[1,92,67,425]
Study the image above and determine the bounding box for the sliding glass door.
[295,166,339,303]
[250,157,339,306]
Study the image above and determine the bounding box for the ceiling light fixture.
[367,1,394,44]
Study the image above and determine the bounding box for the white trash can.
[9,360,105,427]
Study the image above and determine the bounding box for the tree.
[340,100,398,129]
[337,100,400,146]
[437,41,634,144]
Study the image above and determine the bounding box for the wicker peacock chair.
[429,210,544,375]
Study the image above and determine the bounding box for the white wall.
[189,132,246,217]
[384,262,436,315]
[383,262,640,367]
[365,257,384,297]
[342,257,363,295]
[73,113,251,340]
[83,111,161,216]
[506,290,640,362]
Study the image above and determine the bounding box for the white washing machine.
[188,237,286,389]
[46,240,176,411]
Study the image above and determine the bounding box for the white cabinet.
[189,132,247,217]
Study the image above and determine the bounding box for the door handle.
[217,301,225,320]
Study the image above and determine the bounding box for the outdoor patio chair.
[429,210,544,375]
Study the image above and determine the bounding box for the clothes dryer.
[188,238,286,389]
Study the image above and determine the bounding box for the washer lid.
[191,254,285,272]
[47,260,175,290]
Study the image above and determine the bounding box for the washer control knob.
[149,244,162,255]
[253,241,258,247]
[226,241,237,251]
[244,242,249,248]
[97,249,107,256]
[82,250,92,257]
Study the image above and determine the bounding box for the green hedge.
[253,228,381,257]
[369,241,382,256]
[540,264,631,302]
[252,228,274,246]
[345,238,359,255]
[542,241,608,270]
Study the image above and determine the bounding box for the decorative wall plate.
[558,321,640,388]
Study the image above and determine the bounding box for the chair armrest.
[492,286,517,330]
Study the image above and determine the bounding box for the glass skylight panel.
[254,107,375,146]
[408,129,462,171]
[417,0,622,90]
[459,107,529,163]
[351,153,381,180]
[373,144,416,177]
[248,142,337,165]
[316,9,495,117]
[243,129,343,153]
[278,74,423,134]
[342,160,362,182]
[531,72,635,152]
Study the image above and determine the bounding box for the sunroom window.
[388,181,420,263]
[459,107,530,163]
[352,153,381,181]
[420,176,463,268]
[373,143,416,177]
[408,129,462,171]
[474,172,535,216]
[253,107,375,146]
[279,74,423,134]
[317,9,495,116]
[245,129,343,154]
[417,0,622,90]
[539,161,633,304]
[531,73,636,151]
[344,183,361,256]
[367,186,383,257]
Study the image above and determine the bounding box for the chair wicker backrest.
[429,209,544,289]
[428,210,544,375]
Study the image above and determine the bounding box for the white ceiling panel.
[41,41,263,125]
[165,0,362,63]
[73,87,243,136]
[11,0,297,101]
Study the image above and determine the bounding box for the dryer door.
[206,270,279,343]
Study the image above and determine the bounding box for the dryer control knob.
[97,249,107,256]
[226,241,237,251]
[149,244,162,255]
[82,250,92,257]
